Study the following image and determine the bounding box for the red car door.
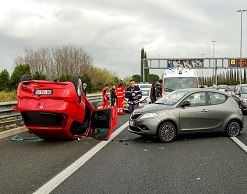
[90,106,117,140]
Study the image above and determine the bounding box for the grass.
[0,91,17,102]
[0,91,19,131]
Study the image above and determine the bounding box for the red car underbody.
[14,80,117,140]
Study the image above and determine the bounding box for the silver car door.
[179,92,210,131]
[205,92,231,130]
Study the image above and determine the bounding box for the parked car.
[217,85,227,92]
[137,83,151,103]
[139,88,151,104]
[232,84,247,113]
[129,88,243,143]
[225,85,235,95]
[138,83,152,90]
[14,75,117,140]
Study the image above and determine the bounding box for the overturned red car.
[14,75,117,140]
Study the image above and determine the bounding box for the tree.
[81,73,94,93]
[141,48,145,81]
[58,74,72,82]
[148,74,159,83]
[0,69,10,91]
[140,47,151,82]
[144,52,149,82]
[15,45,120,92]
[10,64,31,90]
[132,74,141,83]
[15,45,93,80]
[122,76,132,87]
[32,71,47,80]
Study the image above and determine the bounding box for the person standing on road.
[116,83,125,115]
[156,79,162,98]
[150,82,157,103]
[110,85,117,106]
[102,84,109,108]
[82,83,87,97]
[125,80,142,113]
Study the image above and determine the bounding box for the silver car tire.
[226,120,241,137]
[158,122,176,143]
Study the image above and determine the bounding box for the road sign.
[168,59,203,68]
[237,58,247,67]
[230,59,237,67]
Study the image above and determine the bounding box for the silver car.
[129,88,244,143]
[232,84,247,113]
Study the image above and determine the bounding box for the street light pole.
[237,9,247,85]
[211,41,217,86]
[201,54,204,85]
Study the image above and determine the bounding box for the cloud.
[0,0,247,79]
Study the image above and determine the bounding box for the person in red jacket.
[116,83,125,115]
[102,84,109,108]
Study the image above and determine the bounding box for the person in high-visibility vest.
[102,84,109,108]
[116,83,125,115]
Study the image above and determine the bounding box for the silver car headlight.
[140,112,158,119]
[243,99,247,103]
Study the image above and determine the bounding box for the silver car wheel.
[226,121,240,137]
[158,122,176,143]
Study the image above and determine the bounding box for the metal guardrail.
[0,94,105,128]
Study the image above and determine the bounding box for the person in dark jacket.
[150,82,157,103]
[110,85,117,106]
[125,80,142,113]
[156,79,162,98]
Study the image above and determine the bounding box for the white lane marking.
[230,137,247,153]
[33,121,129,194]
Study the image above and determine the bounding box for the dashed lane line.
[33,121,129,194]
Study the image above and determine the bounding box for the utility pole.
[237,9,247,85]
[201,54,204,85]
[211,41,217,86]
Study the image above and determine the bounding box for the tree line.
[1,45,123,93]
[202,68,246,86]
[0,64,120,93]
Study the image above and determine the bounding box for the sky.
[0,0,247,79]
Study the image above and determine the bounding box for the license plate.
[34,89,53,95]
[129,121,134,126]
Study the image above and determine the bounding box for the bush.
[0,91,17,102]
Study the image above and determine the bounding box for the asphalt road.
[0,114,246,194]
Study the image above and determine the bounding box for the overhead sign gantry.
[141,57,247,84]
[141,57,247,69]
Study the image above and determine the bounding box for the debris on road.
[11,135,23,141]
[11,134,43,142]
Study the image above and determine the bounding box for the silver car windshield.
[155,90,189,105]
